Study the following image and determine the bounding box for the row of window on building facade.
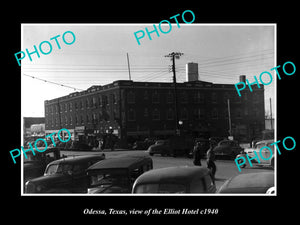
[45,90,261,115]
[45,105,262,128]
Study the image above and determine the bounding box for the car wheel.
[149,153,154,156]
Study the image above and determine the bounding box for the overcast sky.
[21,24,275,117]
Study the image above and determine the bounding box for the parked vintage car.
[132,166,216,194]
[24,147,62,184]
[235,139,275,169]
[148,136,194,157]
[147,140,170,156]
[218,172,274,194]
[25,154,105,193]
[86,156,153,194]
[213,140,243,159]
[132,138,156,150]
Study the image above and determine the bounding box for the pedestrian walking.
[193,142,202,166]
[101,134,107,150]
[206,139,217,180]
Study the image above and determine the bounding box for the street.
[61,149,273,191]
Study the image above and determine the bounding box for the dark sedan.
[147,140,170,156]
[213,140,243,159]
[25,154,105,193]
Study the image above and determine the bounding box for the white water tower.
[186,62,199,82]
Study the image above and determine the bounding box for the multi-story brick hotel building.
[44,63,265,147]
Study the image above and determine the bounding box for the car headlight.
[25,181,36,193]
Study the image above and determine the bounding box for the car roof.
[219,172,274,193]
[48,154,105,166]
[87,156,152,171]
[134,166,210,185]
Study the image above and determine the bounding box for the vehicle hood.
[244,148,255,153]
[88,185,130,194]
[149,144,164,149]
[27,173,71,186]
[24,162,42,170]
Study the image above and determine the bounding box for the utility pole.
[165,52,184,135]
[227,99,232,137]
[270,97,273,129]
[126,53,132,80]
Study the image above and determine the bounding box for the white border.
[21,23,277,196]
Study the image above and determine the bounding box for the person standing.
[193,142,202,166]
[206,139,217,180]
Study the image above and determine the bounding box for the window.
[194,92,201,103]
[92,97,97,108]
[111,94,116,104]
[152,108,160,120]
[212,92,217,103]
[92,113,97,123]
[98,96,102,106]
[113,109,118,119]
[180,91,188,103]
[181,108,188,120]
[244,107,249,116]
[144,91,149,100]
[102,95,108,106]
[73,164,85,175]
[144,108,149,118]
[128,109,136,121]
[212,108,218,119]
[152,91,159,103]
[167,108,174,120]
[236,109,242,118]
[127,91,135,103]
[166,91,173,103]
[193,108,201,120]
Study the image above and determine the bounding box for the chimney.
[186,62,199,82]
[239,75,246,83]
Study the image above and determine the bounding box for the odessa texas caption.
[10,128,71,164]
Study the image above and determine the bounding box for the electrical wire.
[22,73,84,91]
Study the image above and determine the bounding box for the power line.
[22,73,84,91]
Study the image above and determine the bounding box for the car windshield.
[89,171,128,187]
[45,164,72,175]
[135,183,187,193]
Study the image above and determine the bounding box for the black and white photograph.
[4,5,298,221]
[20,23,276,195]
